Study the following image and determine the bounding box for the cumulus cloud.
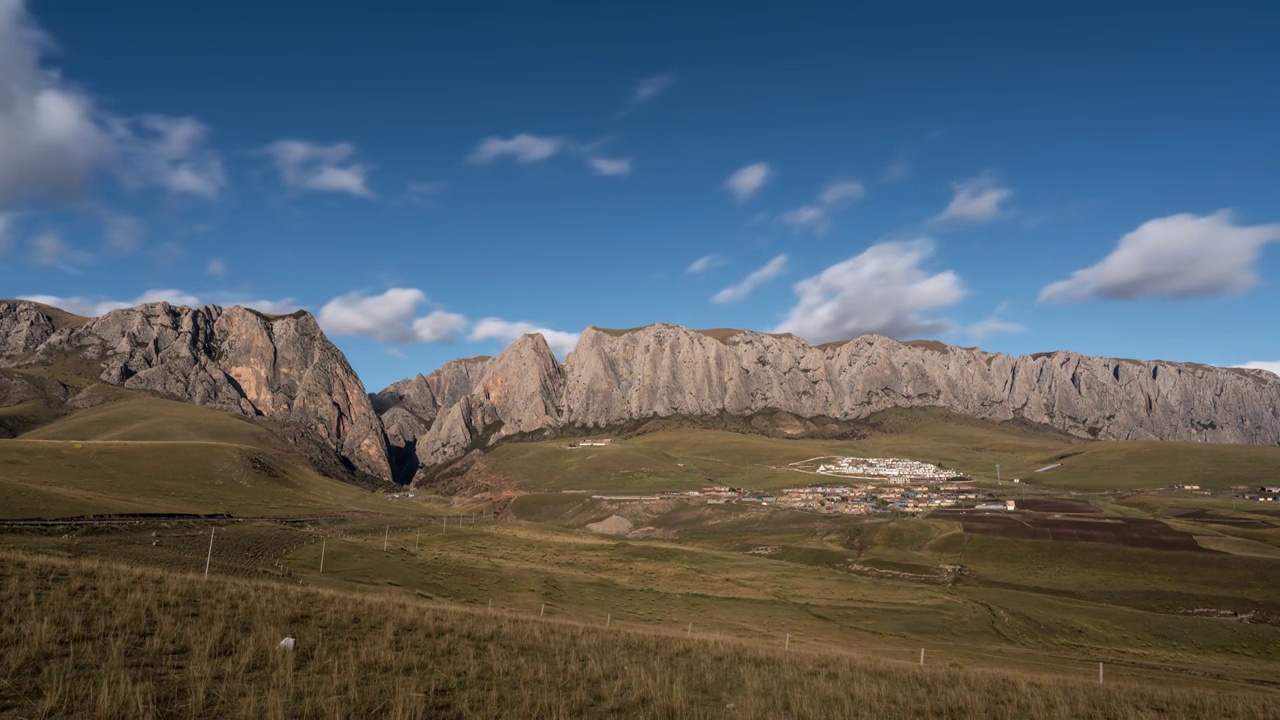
[780,180,865,234]
[467,133,565,164]
[967,317,1026,342]
[712,254,787,303]
[933,173,1013,224]
[773,240,966,343]
[264,140,373,197]
[724,163,770,203]
[1039,211,1280,303]
[0,1,111,210]
[620,74,676,114]
[686,254,727,274]
[19,288,201,317]
[0,3,224,209]
[588,156,632,176]
[468,317,579,356]
[1235,361,1280,377]
[318,288,466,344]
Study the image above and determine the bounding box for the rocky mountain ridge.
[0,300,392,481]
[4,298,1277,490]
[377,323,1280,485]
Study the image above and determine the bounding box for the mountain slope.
[0,300,391,482]
[381,324,1280,485]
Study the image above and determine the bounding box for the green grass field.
[3,394,1280,716]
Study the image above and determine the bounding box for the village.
[588,455,1009,515]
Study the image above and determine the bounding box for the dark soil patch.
[930,509,1210,552]
[1015,498,1099,514]
[1168,509,1275,530]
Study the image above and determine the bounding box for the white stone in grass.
[278,636,295,651]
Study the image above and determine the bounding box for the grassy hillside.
[474,410,1280,493]
[0,392,415,518]
[3,550,1276,719]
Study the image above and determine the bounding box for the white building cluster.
[815,457,959,483]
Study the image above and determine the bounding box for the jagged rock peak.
[0,299,392,481]
[377,322,1280,485]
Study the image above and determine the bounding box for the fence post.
[687,622,692,637]
[319,536,326,573]
[540,603,546,618]
[920,648,925,667]
[1099,662,1103,684]
[204,527,215,578]
[606,613,611,629]
[785,633,790,651]
[383,525,389,551]
[416,527,420,550]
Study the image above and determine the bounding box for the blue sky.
[2,0,1279,390]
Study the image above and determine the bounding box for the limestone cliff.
[0,300,392,481]
[381,324,1280,485]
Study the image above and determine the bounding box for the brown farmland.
[1013,497,1100,514]
[1169,509,1276,530]
[931,510,1208,552]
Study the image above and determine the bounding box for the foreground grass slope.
[3,551,1276,720]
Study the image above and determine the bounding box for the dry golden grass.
[2,550,1276,719]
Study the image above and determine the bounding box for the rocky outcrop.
[0,300,392,481]
[371,356,492,480]
[381,324,1280,485]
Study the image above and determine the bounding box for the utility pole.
[204,527,215,578]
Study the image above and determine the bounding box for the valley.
[1,299,1279,717]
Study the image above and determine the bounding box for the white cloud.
[264,140,373,197]
[780,180,865,234]
[0,1,111,210]
[967,317,1026,342]
[1039,211,1280,303]
[402,180,447,207]
[0,4,224,209]
[588,156,632,176]
[117,115,224,198]
[467,134,565,164]
[882,151,911,182]
[318,288,466,344]
[104,215,141,254]
[773,239,966,343]
[712,254,787,304]
[686,254,727,274]
[19,288,201,317]
[26,231,81,269]
[205,257,227,277]
[780,205,830,233]
[0,214,13,255]
[621,74,676,114]
[1235,361,1280,377]
[724,163,770,203]
[818,181,865,206]
[468,317,579,356]
[933,173,1013,224]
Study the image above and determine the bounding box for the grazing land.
[2,398,1280,717]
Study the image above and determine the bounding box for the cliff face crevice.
[378,324,1280,486]
[0,300,392,482]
